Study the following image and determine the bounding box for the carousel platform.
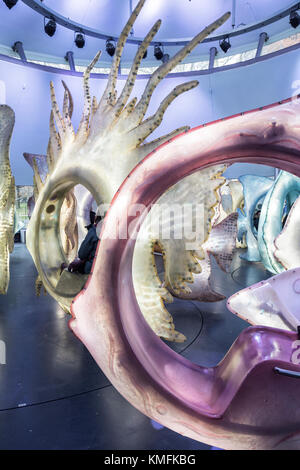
[0,244,267,450]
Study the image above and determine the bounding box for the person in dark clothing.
[77,220,100,274]
[61,214,102,275]
[84,210,96,231]
[253,209,261,232]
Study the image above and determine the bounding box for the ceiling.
[0,0,298,66]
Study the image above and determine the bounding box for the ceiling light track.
[19,0,300,47]
[2,36,300,79]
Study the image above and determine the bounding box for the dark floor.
[0,244,270,450]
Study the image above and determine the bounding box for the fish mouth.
[70,104,300,447]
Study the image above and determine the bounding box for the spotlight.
[3,0,18,8]
[154,44,163,61]
[290,10,300,29]
[44,18,56,37]
[75,32,85,48]
[162,53,170,64]
[220,37,231,53]
[106,38,116,57]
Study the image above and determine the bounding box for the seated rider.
[62,211,103,275]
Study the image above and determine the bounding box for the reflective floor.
[0,244,269,450]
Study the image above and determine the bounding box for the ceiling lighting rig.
[2,0,18,8]
[74,32,85,48]
[44,17,56,37]
[290,9,300,28]
[219,36,231,53]
[106,38,116,57]
[154,43,164,61]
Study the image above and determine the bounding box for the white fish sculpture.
[26,0,230,341]
[0,105,15,294]
[258,170,300,273]
[274,194,300,270]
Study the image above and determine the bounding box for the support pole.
[209,47,217,71]
[256,32,269,58]
[232,0,236,29]
[12,41,27,62]
[65,51,75,71]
